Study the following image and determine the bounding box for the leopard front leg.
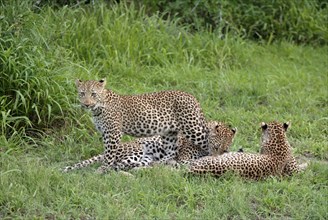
[96,116,123,174]
[182,125,209,154]
[96,150,117,174]
[282,156,308,176]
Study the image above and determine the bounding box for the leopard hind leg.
[140,136,167,163]
[158,131,179,163]
[112,153,153,171]
[62,154,104,172]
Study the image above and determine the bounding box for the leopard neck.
[91,107,103,117]
[90,89,121,116]
[261,138,292,159]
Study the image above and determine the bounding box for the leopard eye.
[91,92,97,97]
[79,92,85,97]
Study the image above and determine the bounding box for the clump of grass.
[0,1,83,138]
[48,2,245,72]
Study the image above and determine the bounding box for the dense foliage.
[139,0,328,44]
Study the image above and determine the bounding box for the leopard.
[74,79,209,173]
[188,121,301,180]
[62,121,236,172]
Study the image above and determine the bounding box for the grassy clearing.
[1,1,327,219]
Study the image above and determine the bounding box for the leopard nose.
[83,103,92,108]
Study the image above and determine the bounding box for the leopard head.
[260,121,291,157]
[75,79,107,110]
[208,121,237,156]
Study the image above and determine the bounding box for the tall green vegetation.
[0,1,79,138]
[46,0,328,44]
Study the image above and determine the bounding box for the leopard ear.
[213,122,220,130]
[98,78,106,87]
[237,148,244,152]
[231,127,237,134]
[283,122,290,131]
[75,79,82,87]
[261,122,267,130]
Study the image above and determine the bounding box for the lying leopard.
[75,79,209,173]
[62,121,236,172]
[188,121,303,180]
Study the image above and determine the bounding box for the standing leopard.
[62,121,236,172]
[75,79,209,173]
[188,121,301,180]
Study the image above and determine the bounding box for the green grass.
[1,1,328,219]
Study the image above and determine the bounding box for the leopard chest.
[92,115,106,134]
